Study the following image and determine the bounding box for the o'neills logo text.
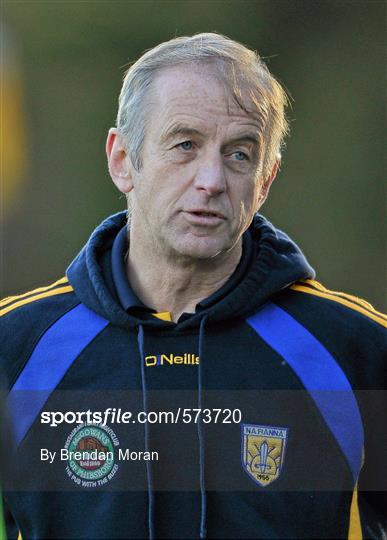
[145,353,199,367]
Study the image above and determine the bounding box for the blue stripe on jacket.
[7,303,109,446]
[246,302,364,483]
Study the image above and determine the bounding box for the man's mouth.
[183,209,226,226]
[185,209,226,219]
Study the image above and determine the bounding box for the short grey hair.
[116,32,289,179]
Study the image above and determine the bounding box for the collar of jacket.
[66,211,315,331]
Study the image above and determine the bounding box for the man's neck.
[126,234,242,323]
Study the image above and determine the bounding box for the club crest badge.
[241,423,288,487]
[64,423,119,488]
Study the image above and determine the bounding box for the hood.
[67,211,315,330]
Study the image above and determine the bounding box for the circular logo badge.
[64,424,119,487]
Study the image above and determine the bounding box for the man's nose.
[193,152,227,196]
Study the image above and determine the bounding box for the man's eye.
[178,141,193,151]
[233,151,248,161]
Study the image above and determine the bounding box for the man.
[1,33,386,540]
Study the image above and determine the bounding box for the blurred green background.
[1,0,386,310]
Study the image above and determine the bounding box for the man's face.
[127,64,271,261]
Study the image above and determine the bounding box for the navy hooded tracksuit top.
[1,211,386,539]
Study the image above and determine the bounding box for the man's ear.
[256,158,280,210]
[106,128,134,194]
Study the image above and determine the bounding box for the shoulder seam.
[0,278,74,317]
[302,278,377,311]
[1,276,69,308]
[290,280,387,328]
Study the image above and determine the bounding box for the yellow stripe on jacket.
[290,280,386,328]
[0,284,73,317]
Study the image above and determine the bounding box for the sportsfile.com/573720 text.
[40,408,243,427]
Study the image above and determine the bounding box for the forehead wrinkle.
[220,79,268,144]
[151,69,266,147]
[160,103,263,134]
[151,63,264,122]
[155,78,250,121]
